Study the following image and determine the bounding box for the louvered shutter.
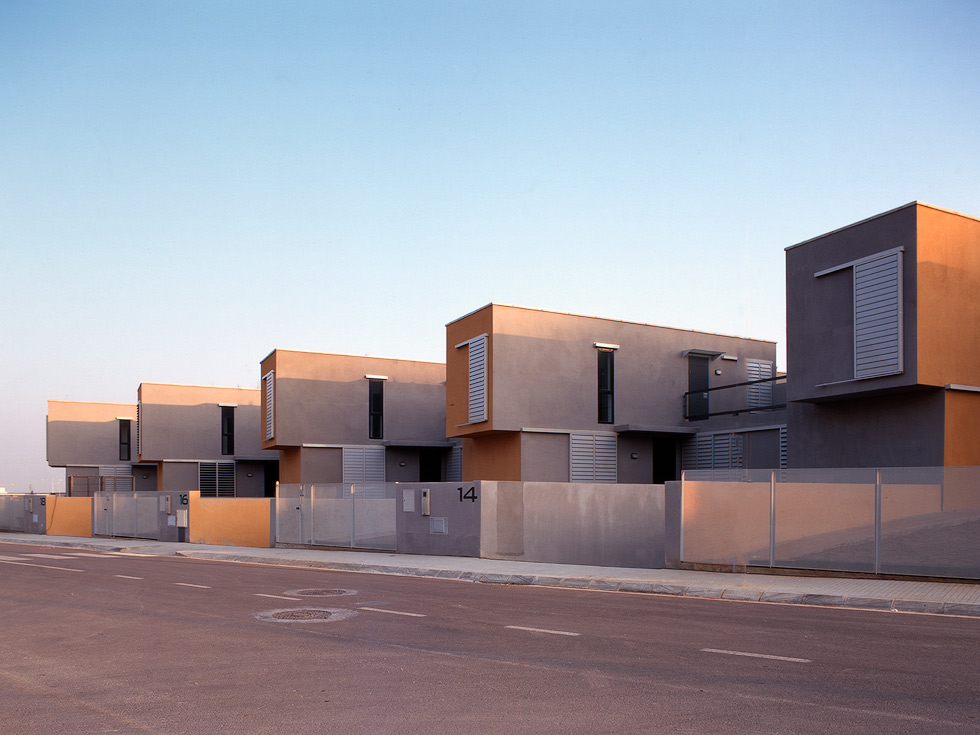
[447,445,462,482]
[217,462,235,497]
[199,463,216,496]
[342,446,386,483]
[467,335,487,423]
[854,253,903,379]
[262,371,275,440]
[779,427,788,469]
[569,433,617,483]
[746,359,774,408]
[136,402,142,457]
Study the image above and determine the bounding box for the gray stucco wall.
[396,482,482,557]
[787,390,945,468]
[785,205,919,403]
[521,432,570,481]
[480,481,666,568]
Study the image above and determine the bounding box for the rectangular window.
[118,420,131,462]
[221,406,235,455]
[597,349,614,423]
[368,379,384,439]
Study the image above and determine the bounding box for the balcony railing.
[684,375,786,420]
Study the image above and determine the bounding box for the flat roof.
[785,201,980,252]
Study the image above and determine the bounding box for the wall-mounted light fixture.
[399,461,407,467]
[630,452,638,460]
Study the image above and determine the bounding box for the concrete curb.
[173,550,980,619]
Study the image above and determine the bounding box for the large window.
[597,349,614,423]
[368,379,384,439]
[118,420,131,462]
[221,406,235,455]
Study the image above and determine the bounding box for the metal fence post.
[769,470,776,568]
[874,468,882,574]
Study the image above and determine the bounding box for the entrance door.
[687,356,709,419]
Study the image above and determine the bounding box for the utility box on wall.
[396,482,482,557]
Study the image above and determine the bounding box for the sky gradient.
[2,1,979,491]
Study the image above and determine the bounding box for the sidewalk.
[4,532,979,618]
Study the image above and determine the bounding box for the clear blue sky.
[2,1,978,491]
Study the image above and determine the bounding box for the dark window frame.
[368,380,384,439]
[221,406,235,456]
[597,349,614,424]
[119,419,131,462]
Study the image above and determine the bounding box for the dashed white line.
[357,606,427,618]
[67,553,111,558]
[115,575,144,580]
[702,648,811,663]
[506,625,581,637]
[22,553,75,559]
[255,594,302,601]
[0,559,84,572]
[174,582,211,589]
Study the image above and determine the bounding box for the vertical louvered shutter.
[854,253,903,379]
[467,335,487,423]
[262,371,275,440]
[569,433,617,483]
[136,402,142,458]
[746,359,774,408]
[779,427,788,469]
[342,446,386,483]
[199,462,236,497]
[447,445,462,482]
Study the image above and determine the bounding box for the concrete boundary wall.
[45,496,93,537]
[189,492,275,548]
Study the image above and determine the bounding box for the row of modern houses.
[46,201,980,497]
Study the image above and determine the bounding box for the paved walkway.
[4,532,979,618]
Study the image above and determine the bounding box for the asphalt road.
[1,541,977,734]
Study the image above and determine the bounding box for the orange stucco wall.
[944,390,980,467]
[916,205,980,387]
[45,495,92,537]
[462,433,521,481]
[188,491,274,548]
[446,305,494,436]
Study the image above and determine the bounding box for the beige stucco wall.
[916,205,980,388]
[188,492,274,547]
[45,495,92,537]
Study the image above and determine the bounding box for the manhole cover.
[255,607,357,624]
[286,588,358,597]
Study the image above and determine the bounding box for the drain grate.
[287,588,357,597]
[255,607,357,624]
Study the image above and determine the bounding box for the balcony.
[684,375,786,420]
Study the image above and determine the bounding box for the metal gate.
[275,483,396,550]
[93,491,179,540]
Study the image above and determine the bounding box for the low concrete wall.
[481,481,666,568]
[46,495,92,537]
[396,483,481,557]
[188,492,274,548]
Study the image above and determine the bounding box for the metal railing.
[684,375,786,420]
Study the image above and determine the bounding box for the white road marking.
[0,555,23,561]
[702,648,811,663]
[115,575,143,580]
[22,553,75,559]
[255,594,303,601]
[0,559,84,572]
[67,553,111,558]
[506,625,581,637]
[174,582,211,589]
[358,606,426,618]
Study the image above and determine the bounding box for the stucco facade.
[46,400,157,494]
[446,304,786,482]
[785,202,980,467]
[137,383,278,496]
[260,349,455,485]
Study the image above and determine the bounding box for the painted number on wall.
[179,494,189,506]
[457,486,477,503]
